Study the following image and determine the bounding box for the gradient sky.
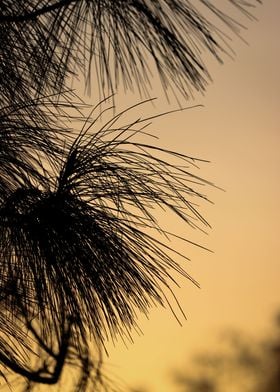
[101,2,280,391]
[5,2,278,392]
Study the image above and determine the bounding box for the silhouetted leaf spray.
[0,1,261,391]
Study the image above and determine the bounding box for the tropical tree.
[0,1,261,391]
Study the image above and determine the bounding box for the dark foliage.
[0,0,261,390]
[0,1,261,102]
[0,95,75,198]
[0,100,211,389]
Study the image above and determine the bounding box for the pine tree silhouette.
[0,1,261,390]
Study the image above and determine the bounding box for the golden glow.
[104,1,280,391]
[5,2,279,391]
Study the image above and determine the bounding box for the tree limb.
[0,0,76,23]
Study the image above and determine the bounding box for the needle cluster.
[0,1,260,390]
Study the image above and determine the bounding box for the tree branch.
[0,319,72,384]
[0,0,76,23]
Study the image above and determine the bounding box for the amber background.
[5,2,278,391]
[102,1,280,391]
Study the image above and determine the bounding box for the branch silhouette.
[0,98,212,390]
[0,1,261,102]
[0,1,74,22]
[0,1,261,390]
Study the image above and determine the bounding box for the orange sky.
[3,2,279,392]
[102,2,280,391]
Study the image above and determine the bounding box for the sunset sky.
[102,1,280,391]
[3,2,279,392]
